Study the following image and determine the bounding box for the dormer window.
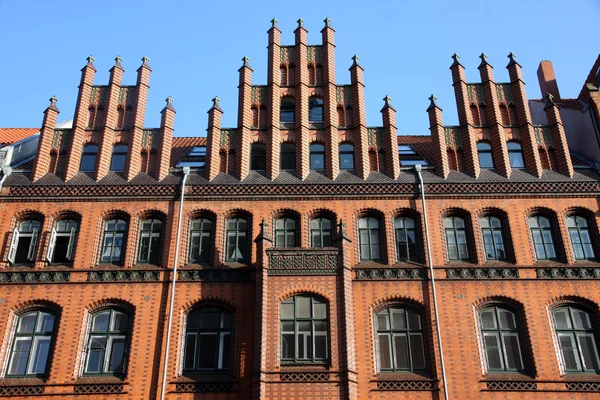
[477,142,494,169]
[109,145,128,172]
[398,145,428,167]
[309,98,324,122]
[280,98,295,123]
[80,144,98,172]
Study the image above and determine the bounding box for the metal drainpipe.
[160,166,190,400]
[415,164,449,400]
[0,167,13,193]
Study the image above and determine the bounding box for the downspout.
[160,166,190,400]
[0,167,13,193]
[415,164,449,400]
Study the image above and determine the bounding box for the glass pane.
[484,334,503,370]
[296,297,311,318]
[480,310,496,329]
[221,333,232,369]
[315,334,327,359]
[281,303,294,319]
[559,334,581,370]
[498,310,516,330]
[391,309,406,330]
[282,333,294,359]
[28,337,51,374]
[314,321,327,333]
[112,312,128,332]
[108,337,126,372]
[8,338,31,375]
[502,333,523,370]
[377,313,389,330]
[92,311,110,332]
[554,309,571,329]
[184,333,196,370]
[314,303,327,320]
[37,312,55,333]
[378,334,392,369]
[200,312,220,328]
[198,334,217,369]
[222,312,232,329]
[393,334,409,370]
[17,313,37,334]
[409,333,426,370]
[407,311,421,330]
[578,334,600,371]
[528,217,539,228]
[572,309,591,330]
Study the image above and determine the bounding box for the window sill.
[0,377,47,385]
[76,375,125,384]
[280,362,329,370]
[484,372,535,381]
[371,373,437,391]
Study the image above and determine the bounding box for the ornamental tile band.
[87,270,160,282]
[178,269,252,282]
[536,267,600,279]
[376,380,435,391]
[446,268,519,279]
[0,271,71,284]
[355,268,426,280]
[267,249,340,275]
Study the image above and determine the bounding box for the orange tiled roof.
[0,128,39,147]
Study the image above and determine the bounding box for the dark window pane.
[29,337,51,374]
[502,334,523,370]
[184,333,196,370]
[378,334,392,369]
[579,334,600,371]
[108,338,126,372]
[409,333,426,370]
[198,334,218,369]
[393,334,409,370]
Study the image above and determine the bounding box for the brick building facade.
[0,19,600,399]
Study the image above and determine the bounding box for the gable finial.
[427,94,442,112]
[242,55,251,67]
[297,18,304,28]
[210,96,222,112]
[324,17,332,27]
[270,18,278,28]
[381,95,395,112]
[115,55,123,64]
[351,54,360,67]
[450,53,462,68]
[506,52,520,68]
[47,95,59,112]
[86,55,95,64]
[142,55,150,64]
[478,52,490,68]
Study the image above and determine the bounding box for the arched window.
[137,218,162,264]
[184,308,232,372]
[358,217,381,261]
[480,216,506,261]
[443,216,469,261]
[9,219,42,265]
[7,310,56,377]
[275,217,296,247]
[100,219,127,264]
[189,218,213,263]
[479,306,524,372]
[477,142,494,169]
[109,144,128,172]
[310,143,325,171]
[339,143,354,170]
[47,219,78,264]
[310,217,333,248]
[552,306,600,372]
[250,143,266,171]
[281,295,328,363]
[80,144,98,172]
[226,217,248,263]
[280,143,296,171]
[507,142,525,169]
[528,215,556,260]
[566,215,595,260]
[84,309,129,375]
[309,97,324,122]
[395,217,417,262]
[280,97,295,123]
[376,306,425,372]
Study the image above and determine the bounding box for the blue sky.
[0,0,598,136]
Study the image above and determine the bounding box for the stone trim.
[355,268,426,280]
[446,268,519,279]
[87,270,160,282]
[0,271,70,284]
[536,267,600,279]
[178,269,252,282]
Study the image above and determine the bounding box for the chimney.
[537,61,561,101]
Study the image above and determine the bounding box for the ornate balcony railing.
[267,248,340,276]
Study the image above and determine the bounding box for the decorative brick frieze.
[280,372,330,382]
[0,385,45,396]
[486,381,537,391]
[355,268,426,280]
[87,270,160,282]
[174,382,233,393]
[565,382,600,392]
[0,271,71,284]
[375,380,436,391]
[536,267,600,279]
[446,267,519,279]
[72,383,124,394]
[267,248,340,275]
[178,268,252,282]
